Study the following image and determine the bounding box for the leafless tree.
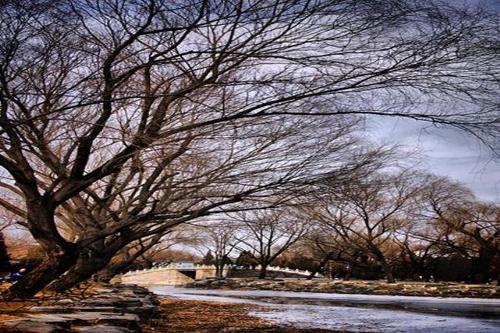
[300,174,499,282]
[234,208,309,278]
[0,0,498,297]
[47,112,372,293]
[192,221,241,278]
[309,171,425,282]
[298,228,355,279]
[391,222,445,280]
[418,177,500,282]
[97,228,195,281]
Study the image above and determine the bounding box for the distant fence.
[258,265,323,277]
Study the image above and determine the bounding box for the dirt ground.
[141,299,343,333]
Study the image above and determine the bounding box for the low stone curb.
[0,284,159,333]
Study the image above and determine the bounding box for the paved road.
[150,286,500,332]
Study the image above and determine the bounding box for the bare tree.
[303,174,500,282]
[392,222,444,281]
[235,208,309,278]
[310,171,425,282]
[46,112,371,293]
[299,228,355,279]
[0,0,498,297]
[192,221,241,278]
[419,177,500,282]
[97,229,195,281]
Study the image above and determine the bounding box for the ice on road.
[251,303,499,332]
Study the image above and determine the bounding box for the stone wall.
[121,268,195,286]
[120,264,227,286]
[196,267,228,280]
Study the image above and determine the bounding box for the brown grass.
[0,283,38,316]
[0,299,37,326]
[141,299,343,333]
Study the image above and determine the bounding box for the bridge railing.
[122,263,217,276]
[123,263,323,278]
[263,265,323,277]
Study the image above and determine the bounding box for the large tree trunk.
[215,260,221,278]
[308,253,333,280]
[97,234,163,282]
[381,262,395,283]
[98,252,143,283]
[258,264,268,279]
[471,246,498,283]
[47,249,113,293]
[4,248,78,298]
[98,261,130,283]
[371,246,395,283]
[385,270,395,283]
[47,235,132,292]
[4,201,78,298]
[216,261,225,278]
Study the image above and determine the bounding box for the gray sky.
[368,117,499,202]
[456,0,500,11]
[366,0,500,202]
[475,0,500,10]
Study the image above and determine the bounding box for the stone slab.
[73,325,134,333]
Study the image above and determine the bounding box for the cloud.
[367,116,499,202]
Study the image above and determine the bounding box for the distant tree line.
[196,172,499,283]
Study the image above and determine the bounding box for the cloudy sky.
[365,0,500,202]
[368,117,499,202]
[475,0,500,10]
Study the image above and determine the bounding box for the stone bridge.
[120,263,227,286]
[120,263,321,286]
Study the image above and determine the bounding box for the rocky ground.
[0,284,159,332]
[186,278,499,298]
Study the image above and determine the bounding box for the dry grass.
[0,299,37,323]
[141,299,343,333]
[0,283,38,318]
